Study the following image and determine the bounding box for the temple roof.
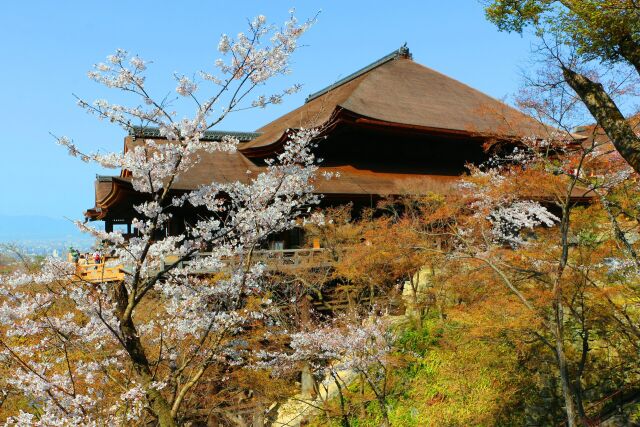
[240,46,550,153]
[87,48,584,221]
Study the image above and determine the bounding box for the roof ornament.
[398,42,412,59]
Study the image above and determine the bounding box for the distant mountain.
[0,215,94,247]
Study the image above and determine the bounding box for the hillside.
[0,215,94,252]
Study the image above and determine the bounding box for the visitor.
[69,247,79,263]
[93,251,102,264]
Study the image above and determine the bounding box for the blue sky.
[0,1,536,221]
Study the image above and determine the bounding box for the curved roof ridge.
[305,44,412,103]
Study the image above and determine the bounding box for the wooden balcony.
[74,258,125,283]
[73,248,333,284]
[183,248,332,272]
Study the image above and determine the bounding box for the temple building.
[85,46,555,246]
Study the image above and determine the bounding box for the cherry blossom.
[0,12,320,427]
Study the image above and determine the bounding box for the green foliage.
[484,0,550,33]
[389,321,529,426]
[485,0,640,66]
[395,321,439,357]
[309,320,531,426]
[576,229,601,248]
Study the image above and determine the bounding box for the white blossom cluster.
[0,260,130,424]
[258,316,393,380]
[489,200,559,246]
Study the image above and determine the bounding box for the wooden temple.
[85,46,554,247]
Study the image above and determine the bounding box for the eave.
[85,176,136,221]
[239,107,521,158]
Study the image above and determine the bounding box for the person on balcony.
[69,247,79,263]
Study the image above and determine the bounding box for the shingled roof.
[240,46,550,154]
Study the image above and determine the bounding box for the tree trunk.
[330,372,350,427]
[553,299,581,427]
[561,66,640,174]
[552,177,585,427]
[377,396,390,427]
[113,283,177,427]
[617,34,640,76]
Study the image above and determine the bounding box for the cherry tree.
[0,12,326,427]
